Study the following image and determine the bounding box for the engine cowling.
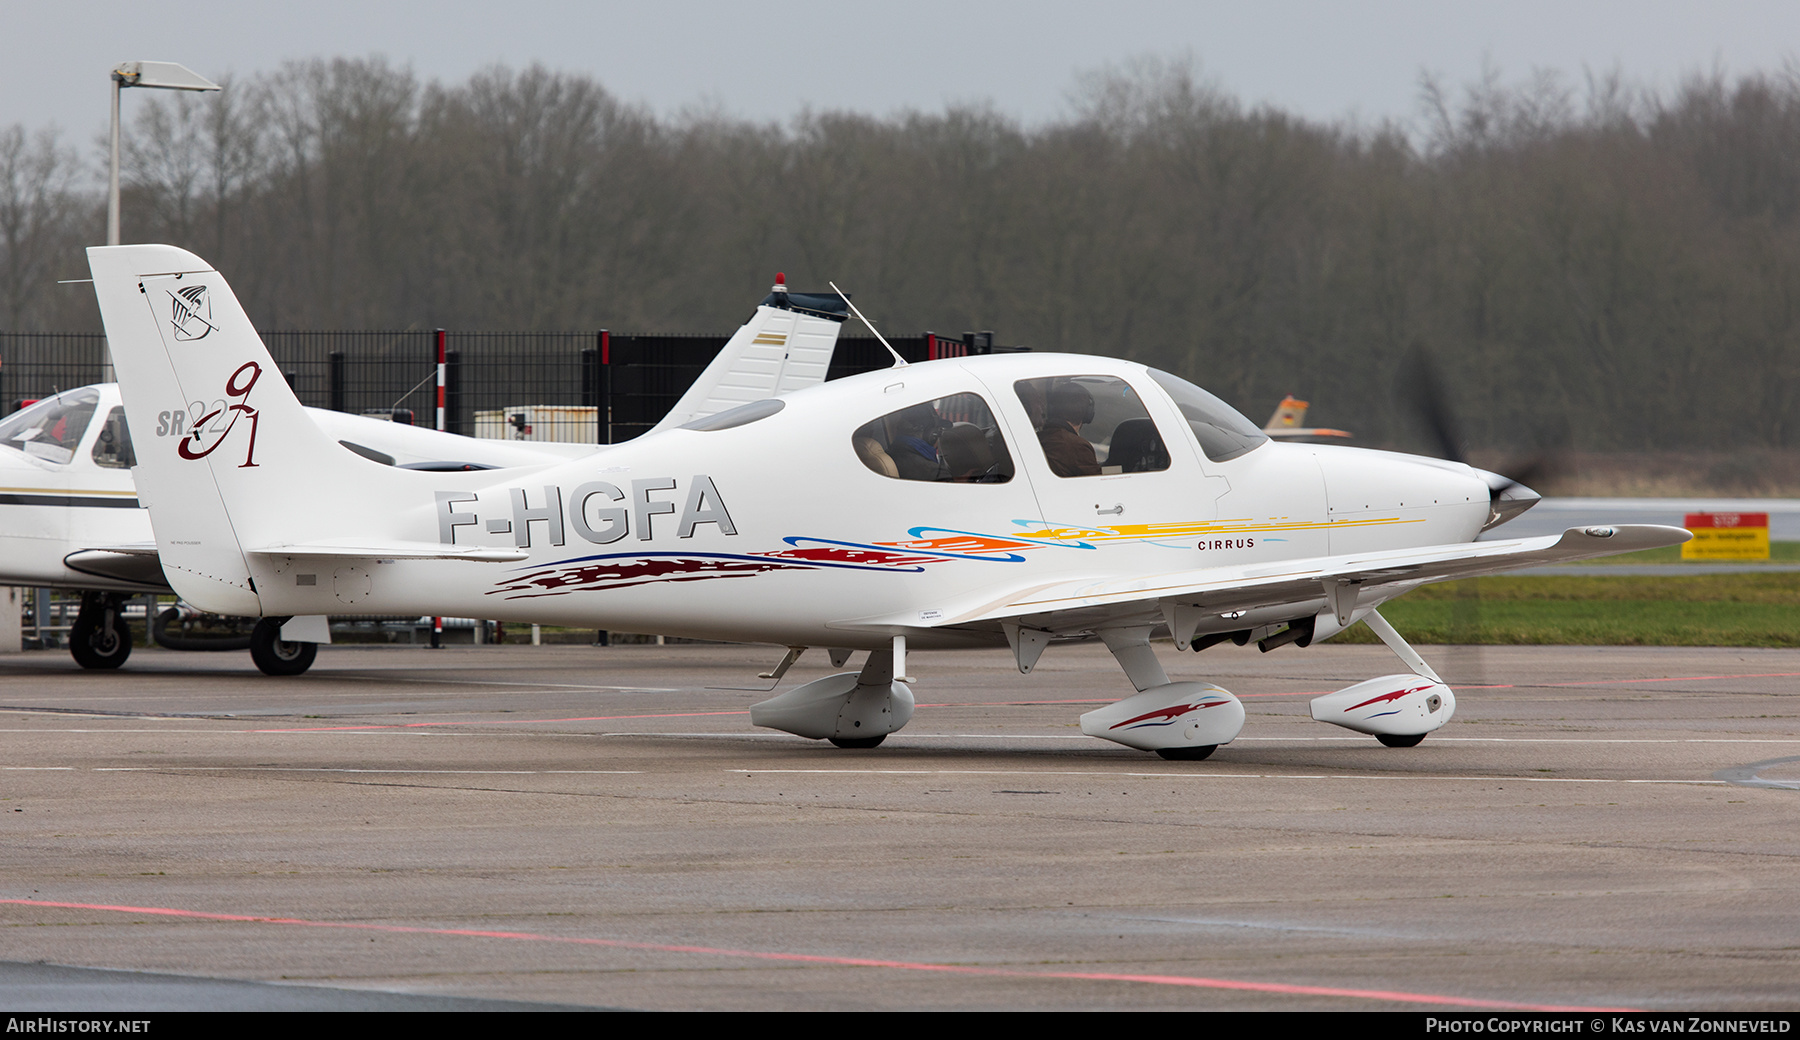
[1309,673,1455,737]
[1080,681,1245,752]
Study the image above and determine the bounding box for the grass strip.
[1336,572,1800,647]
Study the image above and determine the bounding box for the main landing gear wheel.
[1155,744,1217,761]
[829,735,886,749]
[249,618,317,676]
[69,592,131,670]
[1377,733,1426,748]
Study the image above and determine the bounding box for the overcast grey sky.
[7,0,1799,153]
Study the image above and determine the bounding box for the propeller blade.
[1396,341,1466,465]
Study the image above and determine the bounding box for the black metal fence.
[0,329,1015,442]
[0,333,110,407]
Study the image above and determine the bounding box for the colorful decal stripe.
[487,515,1422,599]
[489,528,1061,598]
[1015,515,1422,547]
[494,554,828,599]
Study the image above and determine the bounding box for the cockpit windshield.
[1146,369,1268,462]
[0,388,101,465]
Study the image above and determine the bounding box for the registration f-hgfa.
[89,244,1689,760]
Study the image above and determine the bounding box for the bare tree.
[0,125,88,330]
[45,55,1800,450]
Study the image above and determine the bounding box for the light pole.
[108,60,220,246]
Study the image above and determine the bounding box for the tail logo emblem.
[168,284,216,341]
[178,361,262,468]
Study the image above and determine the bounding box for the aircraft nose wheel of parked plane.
[69,592,132,670]
[1376,733,1427,748]
[248,618,318,676]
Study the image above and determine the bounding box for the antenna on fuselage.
[829,281,907,369]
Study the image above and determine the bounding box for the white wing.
[834,524,1690,640]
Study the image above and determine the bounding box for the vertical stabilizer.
[87,245,345,614]
[1261,394,1352,441]
[649,275,849,433]
[1265,394,1309,431]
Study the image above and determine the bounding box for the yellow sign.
[1683,512,1770,560]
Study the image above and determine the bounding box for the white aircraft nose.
[1476,468,1540,531]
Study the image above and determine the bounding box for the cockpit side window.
[852,392,1015,484]
[91,407,136,469]
[0,389,101,466]
[1013,375,1171,478]
[1146,368,1268,462]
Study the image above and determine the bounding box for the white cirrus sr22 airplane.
[89,244,1689,760]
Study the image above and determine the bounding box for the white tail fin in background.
[648,275,848,434]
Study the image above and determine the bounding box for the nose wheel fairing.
[1309,674,1456,738]
[750,645,915,743]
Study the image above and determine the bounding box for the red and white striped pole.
[435,328,447,432]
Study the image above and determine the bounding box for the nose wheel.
[829,735,886,749]
[1376,733,1426,748]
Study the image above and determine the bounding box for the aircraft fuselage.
[230,354,1493,648]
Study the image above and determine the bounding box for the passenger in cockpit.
[889,403,948,481]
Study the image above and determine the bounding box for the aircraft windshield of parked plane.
[88,244,1689,760]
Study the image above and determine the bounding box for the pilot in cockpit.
[1038,381,1101,477]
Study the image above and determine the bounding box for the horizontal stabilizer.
[63,545,169,588]
[306,408,594,467]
